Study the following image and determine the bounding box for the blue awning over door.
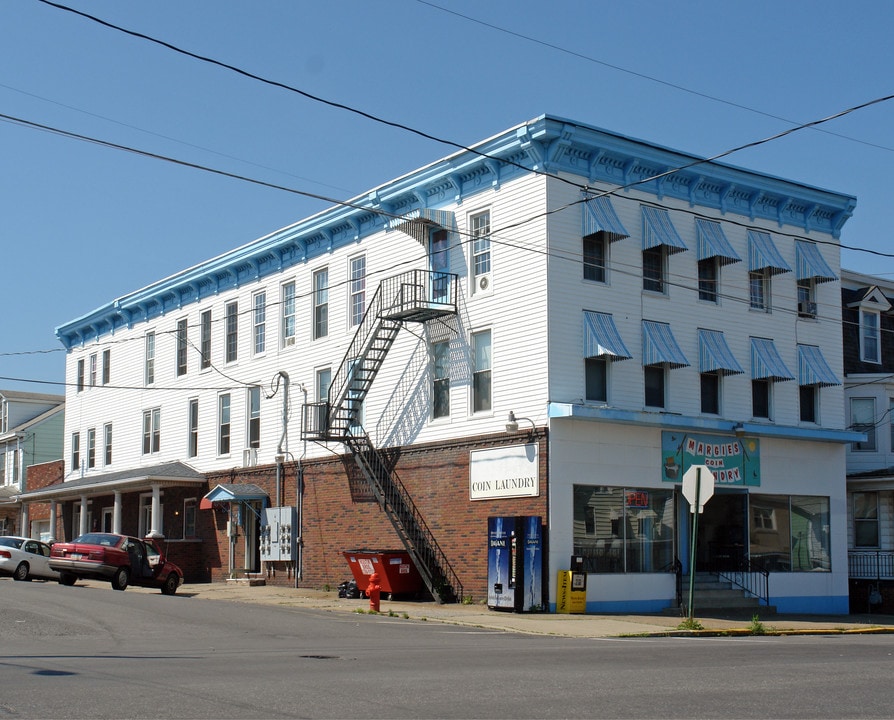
[582,194,629,241]
[642,206,687,254]
[696,218,740,265]
[795,240,837,283]
[642,320,689,368]
[698,329,744,375]
[583,311,632,360]
[748,230,791,275]
[798,344,840,387]
[750,337,794,382]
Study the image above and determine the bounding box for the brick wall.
[205,432,548,602]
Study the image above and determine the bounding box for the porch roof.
[14,461,204,503]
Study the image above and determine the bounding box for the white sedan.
[0,536,59,581]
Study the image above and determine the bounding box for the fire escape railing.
[301,269,462,603]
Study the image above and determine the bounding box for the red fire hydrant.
[366,572,381,612]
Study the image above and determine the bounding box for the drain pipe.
[295,382,308,584]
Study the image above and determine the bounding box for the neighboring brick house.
[841,269,894,612]
[0,390,64,536]
[18,116,858,612]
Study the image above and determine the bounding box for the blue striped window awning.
[750,337,794,382]
[390,208,455,244]
[798,344,841,387]
[795,240,837,283]
[698,329,744,375]
[642,320,689,368]
[748,230,791,275]
[582,194,629,242]
[642,206,687,254]
[696,219,741,265]
[583,311,632,361]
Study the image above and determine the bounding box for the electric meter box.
[260,506,297,562]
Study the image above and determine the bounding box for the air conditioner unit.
[798,301,817,316]
[243,448,258,467]
[284,336,296,347]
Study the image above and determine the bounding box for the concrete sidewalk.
[156,580,894,638]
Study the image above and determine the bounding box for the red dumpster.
[342,549,423,600]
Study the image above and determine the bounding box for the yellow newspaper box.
[556,570,587,613]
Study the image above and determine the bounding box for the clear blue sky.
[2,0,892,393]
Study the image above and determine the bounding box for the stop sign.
[682,465,715,513]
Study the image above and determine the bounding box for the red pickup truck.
[49,533,183,595]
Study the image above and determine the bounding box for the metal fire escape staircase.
[302,269,463,603]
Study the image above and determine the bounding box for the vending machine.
[487,515,543,612]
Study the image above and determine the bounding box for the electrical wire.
[416,0,894,154]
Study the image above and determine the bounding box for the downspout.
[296,383,307,584]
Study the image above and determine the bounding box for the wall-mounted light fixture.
[732,422,745,438]
[506,410,535,437]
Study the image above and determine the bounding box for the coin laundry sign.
[469,444,540,500]
[661,431,761,486]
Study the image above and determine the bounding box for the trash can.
[342,549,423,600]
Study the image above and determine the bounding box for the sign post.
[681,465,716,621]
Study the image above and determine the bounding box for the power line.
[415,0,894,154]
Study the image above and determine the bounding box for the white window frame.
[89,353,97,387]
[749,270,769,312]
[431,340,451,419]
[253,291,267,356]
[187,398,199,458]
[142,408,161,455]
[176,318,188,377]
[281,280,296,347]
[225,302,239,364]
[471,329,492,414]
[218,393,231,456]
[850,397,877,451]
[313,267,329,339]
[583,233,607,284]
[103,423,113,466]
[200,309,212,370]
[349,255,366,327]
[87,427,96,469]
[247,386,261,450]
[470,210,491,294]
[860,308,881,363]
[145,331,156,385]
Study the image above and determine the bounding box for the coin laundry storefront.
[554,418,852,615]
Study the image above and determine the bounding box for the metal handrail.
[849,550,894,579]
[717,557,770,606]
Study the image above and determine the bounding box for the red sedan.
[49,533,183,595]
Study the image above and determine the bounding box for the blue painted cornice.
[55,114,856,348]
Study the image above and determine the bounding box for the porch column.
[113,491,122,534]
[79,495,88,536]
[149,484,162,538]
[49,502,57,542]
[20,503,29,538]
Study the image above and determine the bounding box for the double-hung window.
[644,366,665,408]
[187,398,199,458]
[176,318,188,376]
[103,423,113,466]
[145,332,156,385]
[350,256,366,327]
[281,281,296,347]
[253,292,266,355]
[854,491,879,547]
[432,341,450,419]
[102,348,111,384]
[749,270,769,311]
[697,258,718,302]
[642,246,666,293]
[247,386,261,449]
[860,309,881,363]
[850,397,877,451]
[225,302,238,363]
[583,234,607,283]
[87,428,96,469]
[142,408,160,454]
[471,330,492,413]
[71,432,80,472]
[313,268,329,339]
[470,211,491,292]
[200,310,212,369]
[218,394,231,455]
[89,354,97,387]
[76,359,85,392]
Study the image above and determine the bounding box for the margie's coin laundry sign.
[662,431,761,486]
[469,444,540,500]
